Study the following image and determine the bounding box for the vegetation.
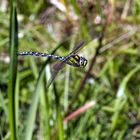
[0,0,140,139]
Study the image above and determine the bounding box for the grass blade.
[53,83,64,140]
[111,64,140,129]
[8,1,18,140]
[22,42,64,140]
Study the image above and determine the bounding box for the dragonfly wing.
[69,40,85,55]
[46,40,85,88]
[46,61,65,88]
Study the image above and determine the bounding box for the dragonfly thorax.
[65,54,87,67]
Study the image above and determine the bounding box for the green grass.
[0,0,140,140]
[8,0,18,140]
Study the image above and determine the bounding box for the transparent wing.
[46,61,65,88]
[46,40,85,88]
[69,40,85,55]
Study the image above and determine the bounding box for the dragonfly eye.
[80,56,87,67]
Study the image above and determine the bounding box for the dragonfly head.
[80,56,88,67]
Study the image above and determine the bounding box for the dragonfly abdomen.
[17,51,51,57]
[17,51,66,61]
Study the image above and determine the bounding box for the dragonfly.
[17,41,88,88]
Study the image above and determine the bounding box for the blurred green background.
[0,0,140,139]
